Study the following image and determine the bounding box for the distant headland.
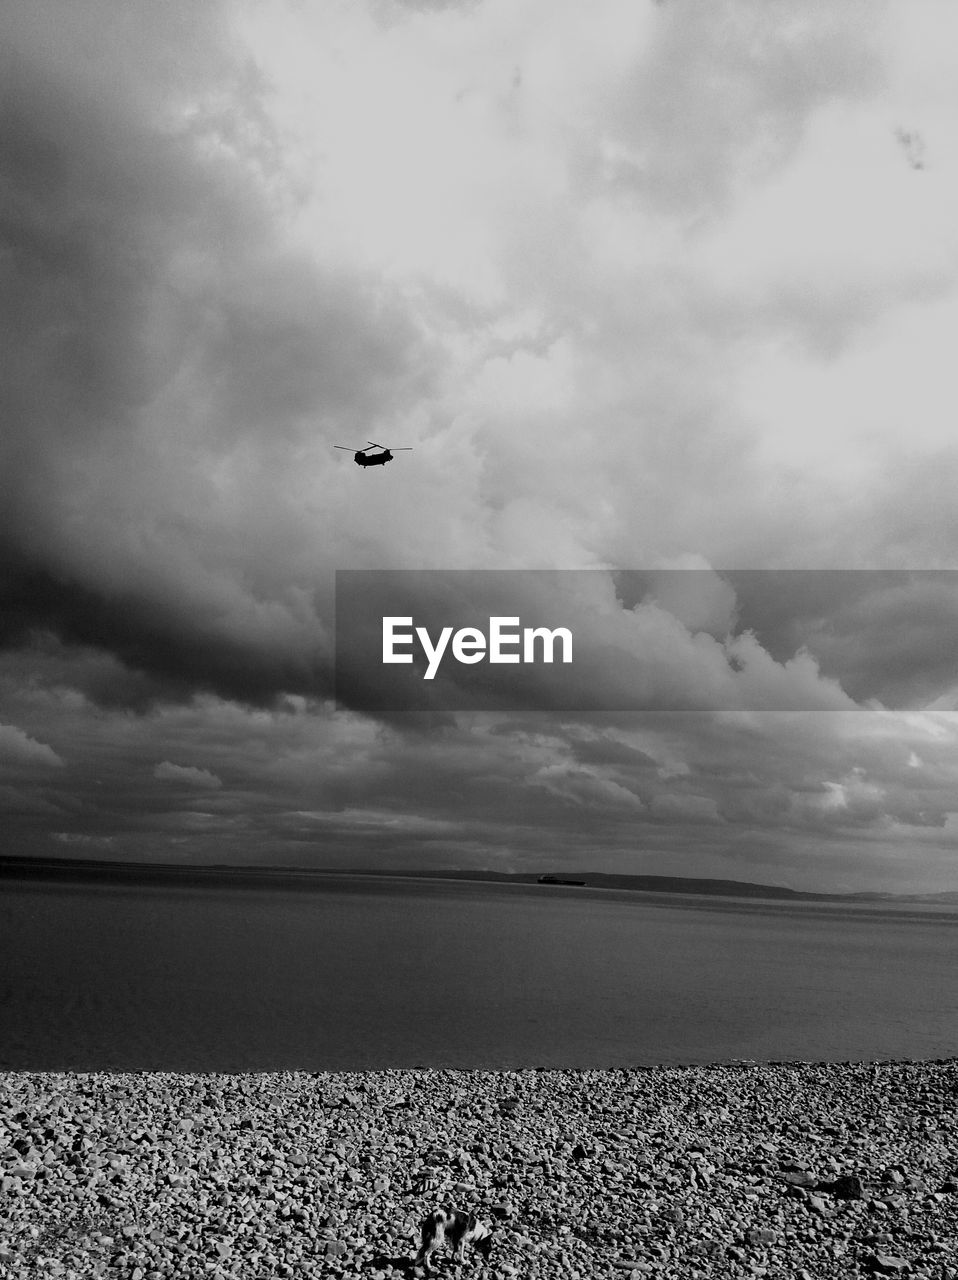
[4,854,957,904]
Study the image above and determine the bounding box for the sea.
[1,874,956,1071]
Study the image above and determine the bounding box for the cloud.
[0,722,63,768]
[52,831,115,849]
[649,793,724,824]
[0,2,432,709]
[154,761,223,789]
[1,0,955,717]
[4,2,958,892]
[530,761,646,811]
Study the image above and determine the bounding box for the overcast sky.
[4,0,958,892]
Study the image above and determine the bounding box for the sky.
[4,0,958,892]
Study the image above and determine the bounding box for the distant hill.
[4,854,954,903]
[334,866,853,901]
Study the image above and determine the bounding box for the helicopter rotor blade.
[366,441,413,450]
[334,445,363,450]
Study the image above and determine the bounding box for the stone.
[866,1255,911,1275]
[4,1064,958,1280]
[818,1173,864,1200]
[746,1227,777,1248]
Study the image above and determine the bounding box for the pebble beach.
[2,1061,958,1279]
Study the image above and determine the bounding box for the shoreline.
[3,1060,957,1278]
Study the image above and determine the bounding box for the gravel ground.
[2,1061,958,1279]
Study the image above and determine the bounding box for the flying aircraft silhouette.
[334,441,413,468]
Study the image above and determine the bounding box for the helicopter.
[334,441,413,467]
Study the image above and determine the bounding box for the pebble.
[1,1060,957,1278]
[868,1254,912,1274]
[745,1226,777,1247]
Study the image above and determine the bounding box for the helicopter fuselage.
[355,450,392,466]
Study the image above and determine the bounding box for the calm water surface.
[1,875,956,1069]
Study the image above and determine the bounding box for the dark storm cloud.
[0,558,330,708]
[726,570,958,707]
[0,13,432,709]
[4,0,958,895]
[0,48,424,461]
